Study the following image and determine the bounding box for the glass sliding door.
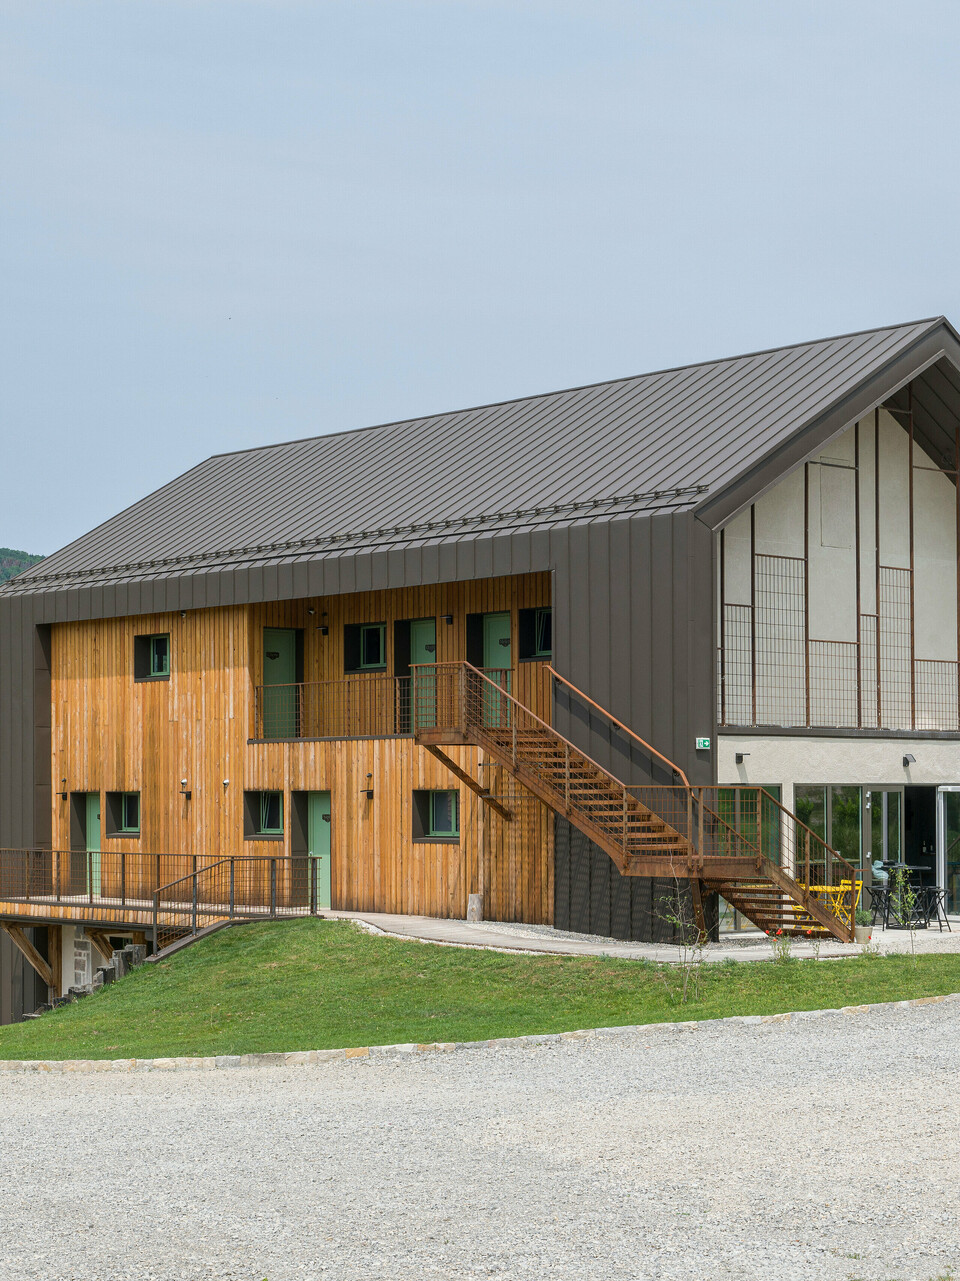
[937,788,960,913]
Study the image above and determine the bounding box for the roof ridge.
[205,317,944,462]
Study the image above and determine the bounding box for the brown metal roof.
[6,316,957,595]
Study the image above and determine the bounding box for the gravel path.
[1,1002,958,1281]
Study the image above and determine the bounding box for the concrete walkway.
[326,908,960,963]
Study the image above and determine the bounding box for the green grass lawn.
[0,918,957,1061]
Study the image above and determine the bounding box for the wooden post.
[47,924,62,999]
[477,750,486,906]
[1,923,53,990]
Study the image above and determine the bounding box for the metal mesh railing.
[0,848,197,911]
[255,669,512,739]
[153,856,317,946]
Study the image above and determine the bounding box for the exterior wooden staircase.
[413,662,856,942]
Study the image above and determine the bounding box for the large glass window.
[830,785,862,869]
[794,784,826,842]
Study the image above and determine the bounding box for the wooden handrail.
[412,662,672,820]
[547,665,691,787]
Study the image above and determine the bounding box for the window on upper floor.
[134,633,170,681]
[518,607,552,661]
[344,622,387,673]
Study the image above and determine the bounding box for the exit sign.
[695,737,711,751]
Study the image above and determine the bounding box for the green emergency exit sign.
[695,737,711,751]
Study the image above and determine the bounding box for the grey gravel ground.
[2,1003,959,1280]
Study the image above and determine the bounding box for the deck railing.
[153,855,318,948]
[253,669,510,740]
[0,848,196,909]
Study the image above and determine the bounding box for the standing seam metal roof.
[4,317,950,593]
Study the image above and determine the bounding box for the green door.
[263,628,298,738]
[482,612,511,725]
[308,791,332,910]
[410,618,437,666]
[85,792,101,896]
[407,618,437,731]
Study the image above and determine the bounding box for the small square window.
[105,791,140,837]
[134,633,171,681]
[360,623,386,669]
[244,790,284,838]
[413,789,460,841]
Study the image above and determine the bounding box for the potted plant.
[854,908,873,944]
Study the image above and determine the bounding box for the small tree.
[654,880,708,1005]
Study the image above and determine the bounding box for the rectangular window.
[105,791,140,837]
[244,790,284,838]
[794,784,827,842]
[430,790,459,837]
[134,633,171,681]
[120,792,140,832]
[413,789,460,841]
[534,608,552,658]
[518,607,552,661]
[794,784,863,869]
[359,623,386,669]
[344,622,387,673]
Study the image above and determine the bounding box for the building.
[2,316,959,1019]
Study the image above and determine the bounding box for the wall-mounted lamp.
[180,778,192,800]
[735,753,750,765]
[361,772,374,800]
[180,611,186,619]
[319,625,329,636]
[441,614,453,625]
[222,779,229,788]
[58,777,68,799]
[307,607,315,616]
[903,753,916,767]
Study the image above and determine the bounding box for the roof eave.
[693,318,960,530]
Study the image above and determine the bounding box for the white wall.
[718,733,960,814]
[719,409,959,729]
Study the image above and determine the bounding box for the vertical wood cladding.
[46,573,553,925]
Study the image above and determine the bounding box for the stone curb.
[1,991,957,1074]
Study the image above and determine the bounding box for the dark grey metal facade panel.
[5,318,952,598]
[550,512,715,786]
[553,818,719,943]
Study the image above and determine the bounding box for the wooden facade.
[46,572,553,924]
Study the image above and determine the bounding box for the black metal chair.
[923,885,952,932]
[866,883,890,927]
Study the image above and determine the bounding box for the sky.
[3,0,960,556]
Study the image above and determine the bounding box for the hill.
[0,918,954,1061]
[0,547,43,584]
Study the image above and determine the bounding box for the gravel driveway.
[1,1002,958,1281]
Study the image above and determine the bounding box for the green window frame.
[134,633,171,681]
[428,790,459,838]
[532,608,552,658]
[149,634,170,677]
[119,792,140,833]
[359,623,387,670]
[258,791,283,835]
